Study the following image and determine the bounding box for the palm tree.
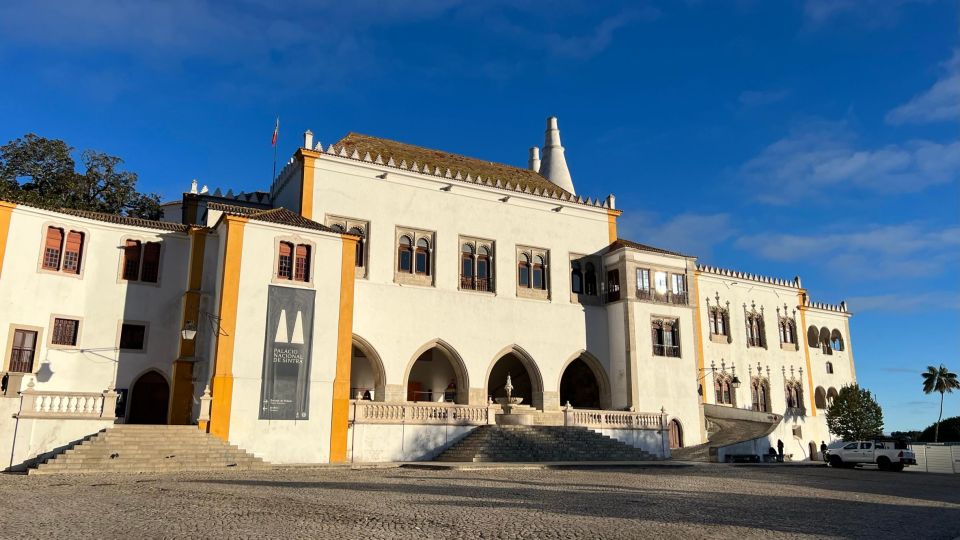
[922,364,960,442]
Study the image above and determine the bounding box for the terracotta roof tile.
[217,205,349,236]
[334,132,572,198]
[609,238,691,258]
[56,208,191,232]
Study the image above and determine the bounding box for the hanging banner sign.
[259,285,315,420]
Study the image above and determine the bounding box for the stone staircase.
[671,407,781,462]
[28,425,267,475]
[434,425,657,462]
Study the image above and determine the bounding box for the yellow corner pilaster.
[329,236,357,463]
[298,149,319,220]
[606,209,618,244]
[691,270,706,399]
[209,216,247,441]
[797,291,817,416]
[0,201,16,279]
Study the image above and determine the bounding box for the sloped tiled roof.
[57,208,190,232]
[216,204,350,236]
[334,132,572,198]
[608,238,691,258]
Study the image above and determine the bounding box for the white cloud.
[803,0,931,26]
[886,49,960,125]
[619,211,734,259]
[846,292,960,312]
[735,223,960,279]
[739,120,960,202]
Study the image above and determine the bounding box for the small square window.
[52,318,79,346]
[119,323,146,350]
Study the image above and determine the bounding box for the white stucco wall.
[214,219,346,464]
[0,205,190,406]
[348,423,477,462]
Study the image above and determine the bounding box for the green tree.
[917,416,960,443]
[921,364,959,443]
[825,384,884,441]
[0,134,161,219]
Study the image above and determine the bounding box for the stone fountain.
[494,374,535,425]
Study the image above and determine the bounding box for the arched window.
[476,245,491,291]
[348,227,365,268]
[415,238,430,275]
[752,378,770,412]
[807,325,819,348]
[709,307,729,337]
[277,241,293,279]
[330,224,345,233]
[570,261,583,294]
[397,235,413,272]
[825,361,834,374]
[714,374,735,406]
[779,318,796,345]
[830,329,844,351]
[532,255,545,289]
[584,262,597,295]
[518,253,531,287]
[460,244,474,289]
[745,304,765,348]
[819,327,832,355]
[785,382,804,410]
[815,387,827,409]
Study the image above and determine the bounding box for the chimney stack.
[528,147,541,172]
[304,130,313,150]
[538,117,575,195]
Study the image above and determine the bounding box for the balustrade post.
[197,385,212,431]
[563,401,573,427]
[660,406,669,458]
[18,385,38,416]
[100,388,118,419]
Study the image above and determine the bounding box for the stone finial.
[190,179,198,194]
[538,117,576,195]
[528,146,541,172]
[304,130,313,150]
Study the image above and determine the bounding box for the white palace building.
[0,118,856,469]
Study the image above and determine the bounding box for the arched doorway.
[669,419,684,449]
[486,348,543,410]
[559,354,611,409]
[350,336,386,401]
[127,370,170,424]
[405,341,469,404]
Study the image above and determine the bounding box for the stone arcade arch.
[814,386,827,409]
[558,351,612,410]
[826,387,839,406]
[350,335,386,401]
[485,346,545,410]
[404,340,469,404]
[127,369,170,425]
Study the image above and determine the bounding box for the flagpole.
[272,117,279,182]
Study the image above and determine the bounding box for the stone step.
[434,426,658,463]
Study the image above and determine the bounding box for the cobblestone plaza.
[1,464,957,539]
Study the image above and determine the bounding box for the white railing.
[16,387,118,420]
[350,401,492,426]
[565,408,665,430]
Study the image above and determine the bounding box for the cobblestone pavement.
[1,464,958,539]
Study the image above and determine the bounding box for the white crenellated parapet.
[804,298,849,313]
[697,264,799,289]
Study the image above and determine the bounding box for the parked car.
[826,440,917,471]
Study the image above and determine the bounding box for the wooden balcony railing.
[460,276,491,292]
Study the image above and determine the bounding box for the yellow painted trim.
[844,317,857,384]
[0,201,15,279]
[797,291,817,416]
[170,228,208,424]
[298,150,318,220]
[606,209,618,244]
[209,215,247,441]
[691,270,706,401]
[329,236,358,463]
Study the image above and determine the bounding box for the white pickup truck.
[826,440,917,471]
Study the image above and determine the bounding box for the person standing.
[777,439,784,462]
[820,441,828,462]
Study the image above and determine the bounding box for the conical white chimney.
[538,117,575,195]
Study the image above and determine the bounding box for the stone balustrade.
[349,400,666,431]
[350,401,492,426]
[16,387,118,420]
[565,408,665,430]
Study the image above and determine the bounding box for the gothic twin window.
[714,374,735,406]
[326,216,369,278]
[651,318,680,358]
[708,306,729,338]
[745,308,765,348]
[778,318,797,345]
[395,228,435,286]
[516,247,549,300]
[460,238,493,292]
[751,378,770,412]
[785,381,804,410]
[41,226,85,276]
[570,259,598,296]
[277,241,311,283]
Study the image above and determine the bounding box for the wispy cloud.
[803,0,932,27]
[886,49,960,125]
[619,211,734,259]
[846,292,960,312]
[738,89,789,107]
[739,120,960,202]
[735,223,960,279]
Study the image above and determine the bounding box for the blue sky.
[1,0,957,431]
